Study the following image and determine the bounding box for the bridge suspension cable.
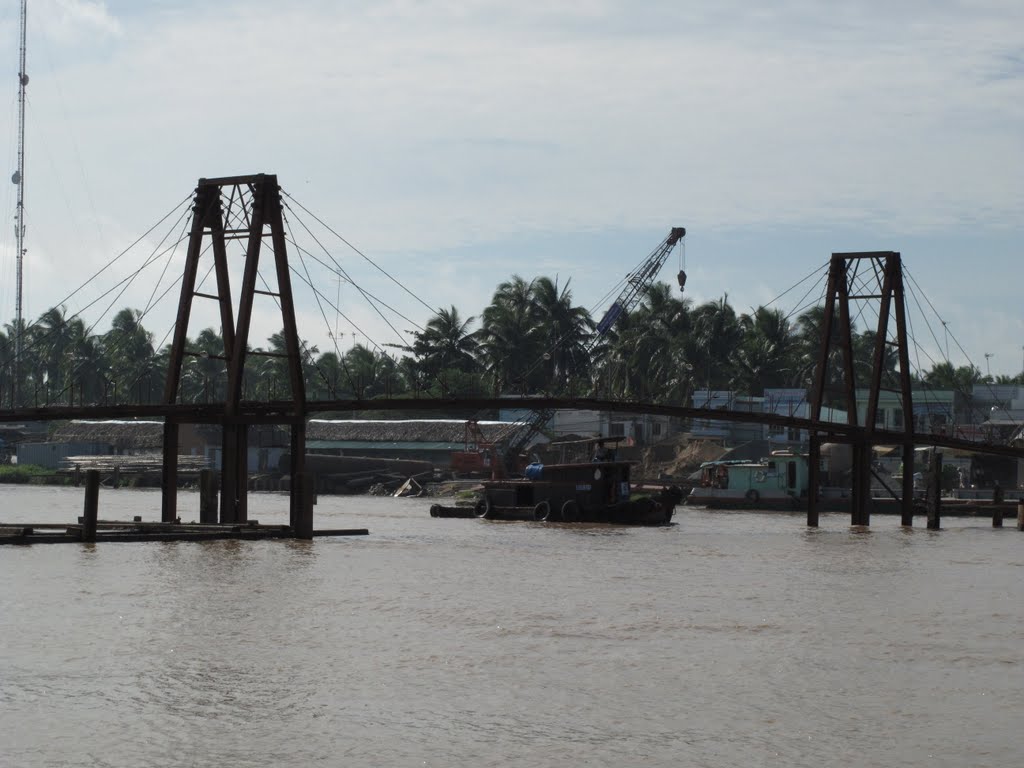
[280,190,436,315]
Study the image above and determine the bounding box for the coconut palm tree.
[103,309,156,404]
[247,330,319,400]
[691,295,743,393]
[67,316,108,405]
[594,282,694,402]
[34,305,75,401]
[734,306,797,395]
[308,350,349,399]
[178,327,227,402]
[340,343,398,399]
[851,328,902,392]
[792,304,859,402]
[922,361,982,393]
[477,275,543,394]
[531,276,594,393]
[412,306,478,378]
[3,317,34,406]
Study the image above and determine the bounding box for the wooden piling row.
[199,469,218,525]
[82,470,99,542]
[926,452,942,530]
[1,464,359,545]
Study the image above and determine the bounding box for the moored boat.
[685,451,1023,516]
[440,460,682,525]
[686,451,807,509]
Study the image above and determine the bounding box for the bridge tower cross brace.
[160,174,308,530]
[807,251,915,527]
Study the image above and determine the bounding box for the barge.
[433,459,683,525]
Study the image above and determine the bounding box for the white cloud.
[34,0,122,43]
[0,1,1021,373]
[21,4,1023,240]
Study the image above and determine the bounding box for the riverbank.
[0,464,73,485]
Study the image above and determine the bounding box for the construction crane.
[592,227,687,337]
[456,227,686,478]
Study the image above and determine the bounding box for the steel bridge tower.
[807,251,917,526]
[160,175,310,532]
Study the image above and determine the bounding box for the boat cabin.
[483,460,633,515]
[546,435,628,465]
[693,451,808,503]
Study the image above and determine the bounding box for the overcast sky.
[0,0,1021,377]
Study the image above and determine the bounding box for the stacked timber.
[58,454,210,479]
[60,454,210,474]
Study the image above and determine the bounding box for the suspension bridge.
[2,174,1021,536]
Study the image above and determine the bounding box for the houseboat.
[685,450,1023,516]
[686,451,808,509]
[432,457,683,525]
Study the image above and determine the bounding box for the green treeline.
[0,276,1015,408]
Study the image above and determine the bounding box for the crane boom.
[495,227,686,469]
[592,227,686,340]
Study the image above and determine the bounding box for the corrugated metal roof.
[307,440,462,451]
[307,420,515,443]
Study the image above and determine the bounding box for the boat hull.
[430,460,683,526]
[687,493,1019,517]
[474,496,675,526]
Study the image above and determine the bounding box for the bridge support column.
[82,470,99,542]
[926,451,942,530]
[807,435,820,527]
[161,421,179,523]
[850,441,872,526]
[900,442,915,526]
[199,469,218,524]
[220,423,248,524]
[293,471,314,540]
[289,419,307,530]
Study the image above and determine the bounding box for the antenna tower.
[12,0,28,404]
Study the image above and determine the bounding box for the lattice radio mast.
[12,0,28,402]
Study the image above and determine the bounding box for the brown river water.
[1,485,1022,768]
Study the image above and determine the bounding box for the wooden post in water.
[199,469,218,525]
[900,441,914,527]
[807,435,820,527]
[293,472,314,539]
[82,470,99,542]
[926,451,942,530]
[161,421,179,523]
[1017,499,1023,531]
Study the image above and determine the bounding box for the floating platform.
[0,520,368,545]
[429,504,478,519]
[686,496,1019,517]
